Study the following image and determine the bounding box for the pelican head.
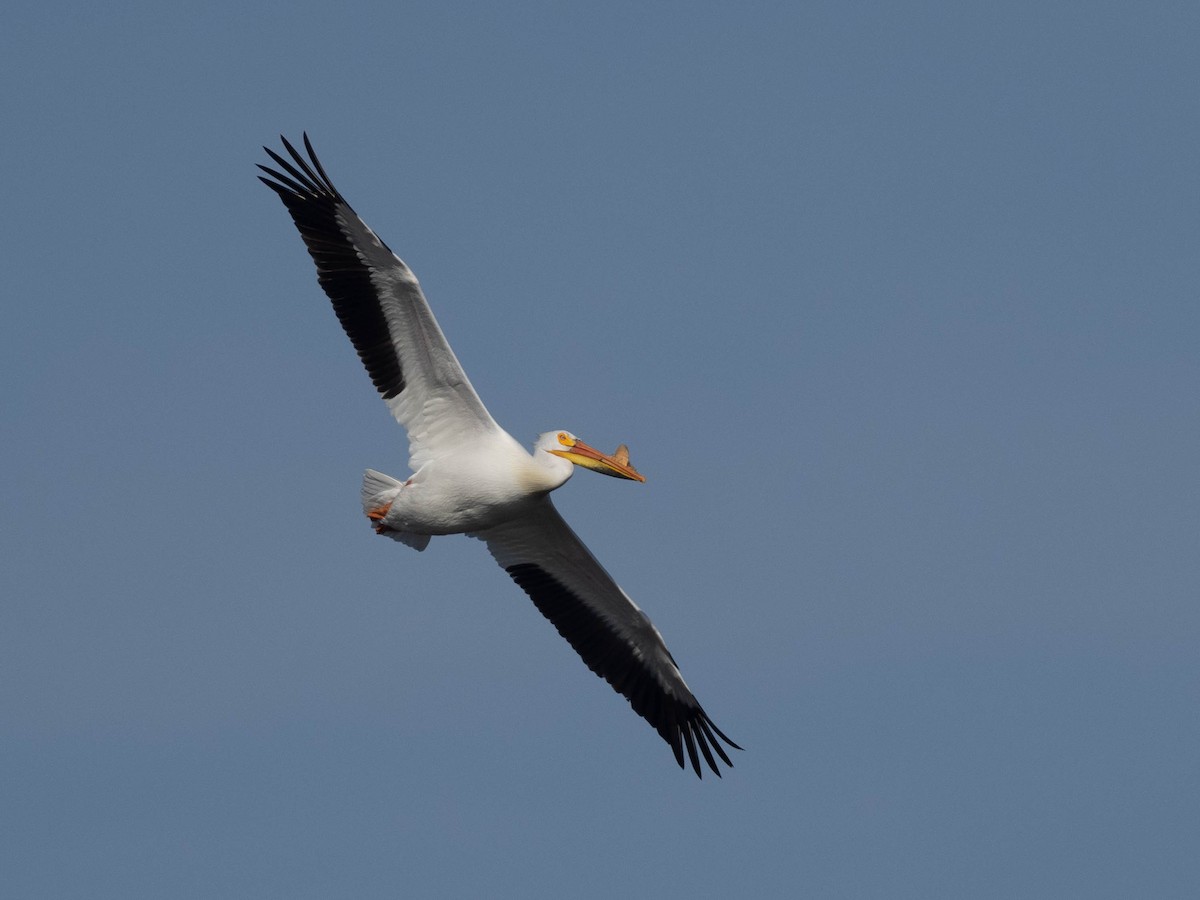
[538,431,646,482]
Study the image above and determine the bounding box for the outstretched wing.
[471,499,741,777]
[259,134,499,471]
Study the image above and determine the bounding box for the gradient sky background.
[3,2,1198,897]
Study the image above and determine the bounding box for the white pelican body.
[260,135,739,776]
[364,431,551,538]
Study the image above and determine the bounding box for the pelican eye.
[557,432,572,446]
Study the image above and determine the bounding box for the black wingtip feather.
[697,716,735,768]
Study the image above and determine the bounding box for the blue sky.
[3,1,1197,897]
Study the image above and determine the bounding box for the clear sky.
[3,1,1197,897]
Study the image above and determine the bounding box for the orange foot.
[367,501,393,534]
[367,501,393,521]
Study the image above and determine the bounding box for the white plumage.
[259,135,739,776]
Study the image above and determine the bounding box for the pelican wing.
[471,499,740,777]
[259,135,497,470]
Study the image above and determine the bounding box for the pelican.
[259,135,740,777]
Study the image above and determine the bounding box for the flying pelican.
[259,135,740,777]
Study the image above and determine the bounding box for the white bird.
[259,135,740,777]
